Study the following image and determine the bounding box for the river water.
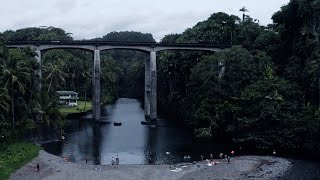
[43,98,229,165]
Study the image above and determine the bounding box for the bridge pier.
[144,54,151,119]
[150,51,157,122]
[93,49,101,120]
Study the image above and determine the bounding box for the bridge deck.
[5,40,231,49]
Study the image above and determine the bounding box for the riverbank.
[9,150,291,180]
[0,143,41,180]
[58,101,92,116]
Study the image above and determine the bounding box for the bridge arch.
[39,45,95,52]
[154,46,223,52]
[98,45,151,53]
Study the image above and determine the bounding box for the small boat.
[114,122,122,126]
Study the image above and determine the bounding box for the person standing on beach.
[231,150,235,156]
[36,163,40,172]
[210,154,213,161]
[116,155,119,165]
[111,157,115,165]
[85,155,88,164]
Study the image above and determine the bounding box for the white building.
[57,91,79,107]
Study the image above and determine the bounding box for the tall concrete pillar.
[93,49,101,120]
[150,51,157,121]
[35,49,42,90]
[144,54,151,119]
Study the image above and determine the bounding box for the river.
[43,98,229,165]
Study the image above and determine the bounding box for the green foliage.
[0,142,41,180]
[0,36,63,145]
[156,8,320,157]
[2,27,72,41]
[94,31,155,42]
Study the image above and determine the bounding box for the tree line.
[156,0,320,158]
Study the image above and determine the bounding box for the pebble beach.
[9,150,292,180]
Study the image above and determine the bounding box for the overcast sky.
[0,0,290,41]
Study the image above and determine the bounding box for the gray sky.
[0,0,289,41]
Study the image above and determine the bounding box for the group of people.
[111,155,120,165]
[200,150,235,164]
[183,155,192,162]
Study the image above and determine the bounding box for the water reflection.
[43,98,229,165]
[144,127,159,164]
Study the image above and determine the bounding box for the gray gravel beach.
[10,150,292,180]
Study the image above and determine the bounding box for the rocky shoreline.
[10,150,292,180]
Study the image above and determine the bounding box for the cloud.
[53,0,78,14]
[0,0,290,41]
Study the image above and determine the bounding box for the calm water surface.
[43,98,228,165]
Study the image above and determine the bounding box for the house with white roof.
[57,91,79,106]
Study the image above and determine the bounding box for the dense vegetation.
[156,1,320,158]
[0,0,320,161]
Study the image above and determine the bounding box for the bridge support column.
[93,49,101,120]
[150,51,157,122]
[144,54,151,119]
[35,49,42,90]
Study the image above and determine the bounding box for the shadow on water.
[92,124,102,164]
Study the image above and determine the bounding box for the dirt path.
[9,151,291,180]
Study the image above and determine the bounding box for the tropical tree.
[239,7,249,21]
[0,88,9,119]
[80,72,91,111]
[43,63,68,92]
[0,49,33,129]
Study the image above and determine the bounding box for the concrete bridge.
[5,40,230,121]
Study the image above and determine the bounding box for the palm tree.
[239,7,248,21]
[0,50,33,129]
[80,72,91,111]
[0,88,9,119]
[43,63,68,92]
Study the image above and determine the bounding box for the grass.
[0,142,41,180]
[58,101,92,115]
